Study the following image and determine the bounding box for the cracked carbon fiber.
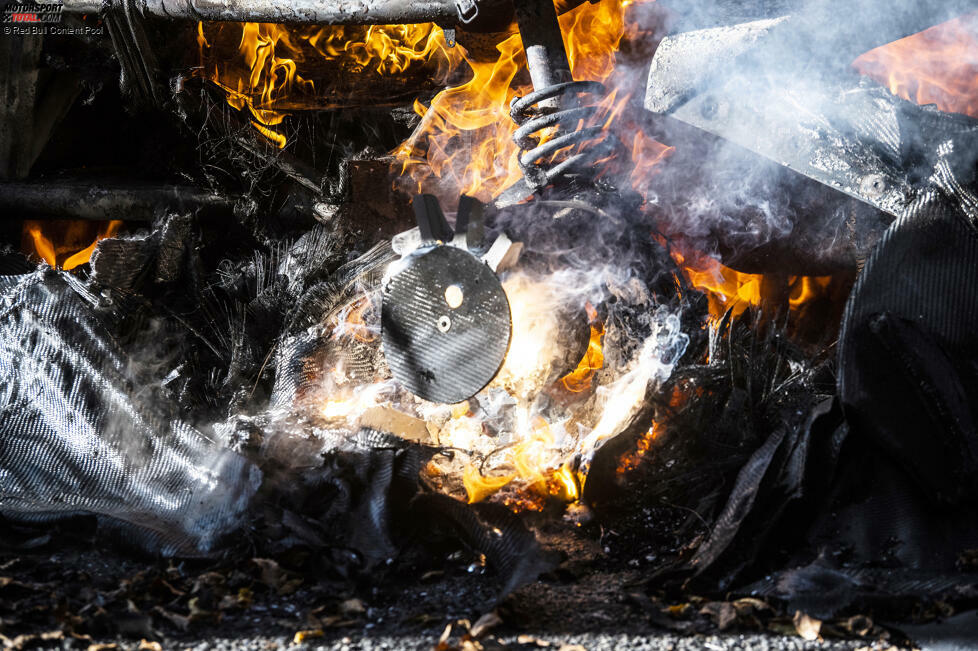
[0,270,261,556]
[382,245,511,404]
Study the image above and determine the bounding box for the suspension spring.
[509,80,624,190]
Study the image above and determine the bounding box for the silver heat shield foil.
[0,269,261,557]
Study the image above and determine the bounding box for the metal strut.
[506,0,623,196]
[510,80,622,189]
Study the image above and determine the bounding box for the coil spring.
[509,80,623,190]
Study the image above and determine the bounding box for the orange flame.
[673,249,762,320]
[394,0,633,202]
[788,275,832,310]
[853,11,978,119]
[198,1,666,192]
[672,248,833,321]
[616,421,660,474]
[27,224,56,268]
[629,130,674,198]
[335,296,378,343]
[461,415,581,505]
[23,220,123,270]
[560,303,605,392]
[197,21,463,147]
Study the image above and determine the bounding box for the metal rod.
[63,0,463,24]
[512,0,572,92]
[0,180,244,221]
[65,0,594,29]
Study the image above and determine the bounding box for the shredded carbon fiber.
[0,269,261,557]
[270,240,395,410]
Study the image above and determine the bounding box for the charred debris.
[2,0,978,646]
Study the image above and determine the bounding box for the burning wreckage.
[1,0,978,645]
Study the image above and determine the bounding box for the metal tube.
[62,0,463,24]
[63,0,595,29]
[0,180,243,221]
[512,0,572,91]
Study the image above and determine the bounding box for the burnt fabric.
[0,268,261,556]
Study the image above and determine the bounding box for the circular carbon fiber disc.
[382,245,512,404]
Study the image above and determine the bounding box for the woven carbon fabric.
[0,269,261,556]
[838,116,978,506]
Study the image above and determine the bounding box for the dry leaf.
[293,629,324,644]
[251,558,286,589]
[2,631,65,651]
[138,641,163,651]
[666,603,690,616]
[187,596,217,624]
[793,611,822,641]
[470,610,502,638]
[339,598,366,616]
[732,597,772,615]
[153,606,190,632]
[435,623,453,651]
[843,614,874,637]
[699,601,737,630]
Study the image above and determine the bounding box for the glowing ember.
[617,422,659,474]
[23,220,123,270]
[853,11,978,119]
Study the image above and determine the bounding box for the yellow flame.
[671,247,835,322]
[23,220,122,270]
[788,276,832,310]
[198,21,462,147]
[394,0,631,202]
[27,224,56,267]
[463,465,515,503]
